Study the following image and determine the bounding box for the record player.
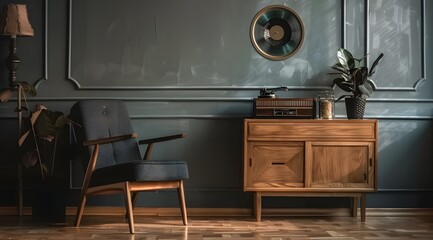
[253,87,316,119]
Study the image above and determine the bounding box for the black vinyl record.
[250,5,304,60]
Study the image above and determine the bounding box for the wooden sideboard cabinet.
[243,119,378,221]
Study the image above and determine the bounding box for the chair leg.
[124,182,135,234]
[132,192,139,209]
[125,192,139,219]
[74,195,87,227]
[177,180,188,225]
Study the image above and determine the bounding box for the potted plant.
[330,48,384,119]
[19,105,74,180]
[18,104,76,223]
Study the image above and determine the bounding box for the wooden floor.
[1,215,433,239]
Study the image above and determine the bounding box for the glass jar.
[318,91,335,119]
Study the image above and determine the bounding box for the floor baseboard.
[1,206,433,217]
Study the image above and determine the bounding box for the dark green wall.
[0,0,432,209]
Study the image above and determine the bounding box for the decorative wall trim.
[130,115,248,119]
[3,114,431,121]
[368,98,433,103]
[33,0,48,89]
[365,0,369,59]
[5,96,433,103]
[366,0,426,92]
[422,0,426,85]
[342,0,346,49]
[369,78,426,92]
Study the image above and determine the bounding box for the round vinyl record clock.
[250,5,304,60]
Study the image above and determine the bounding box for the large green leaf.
[353,67,368,86]
[337,48,355,70]
[368,53,384,76]
[34,109,69,140]
[358,83,374,97]
[330,63,349,74]
[333,78,353,93]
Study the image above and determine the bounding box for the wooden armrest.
[83,133,137,146]
[139,133,186,160]
[138,133,186,145]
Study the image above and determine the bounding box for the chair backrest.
[69,100,142,169]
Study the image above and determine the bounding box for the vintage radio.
[254,98,316,118]
[253,87,316,118]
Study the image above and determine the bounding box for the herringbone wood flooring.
[1,215,432,239]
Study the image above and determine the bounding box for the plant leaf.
[341,73,352,82]
[358,83,374,97]
[0,89,12,102]
[335,94,352,103]
[337,48,355,70]
[33,109,72,140]
[366,78,377,91]
[18,130,31,147]
[22,150,38,168]
[55,115,72,128]
[34,110,61,137]
[330,63,349,74]
[353,67,369,86]
[333,78,353,92]
[368,53,384,76]
[29,109,43,126]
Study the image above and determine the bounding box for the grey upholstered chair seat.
[89,160,189,187]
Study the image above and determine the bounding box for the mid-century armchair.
[69,100,189,234]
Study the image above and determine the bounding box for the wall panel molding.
[33,0,48,88]
[3,96,433,103]
[67,0,344,91]
[366,0,426,92]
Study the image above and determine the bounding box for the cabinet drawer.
[246,120,376,140]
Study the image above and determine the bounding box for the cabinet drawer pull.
[272,162,285,165]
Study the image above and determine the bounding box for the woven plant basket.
[345,97,366,119]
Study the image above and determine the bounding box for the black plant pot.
[32,182,66,225]
[345,97,366,119]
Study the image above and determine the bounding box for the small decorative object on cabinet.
[243,119,378,222]
[330,48,384,119]
[318,91,335,119]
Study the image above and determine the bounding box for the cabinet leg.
[254,192,262,222]
[352,197,358,217]
[360,193,366,222]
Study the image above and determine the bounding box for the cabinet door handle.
[363,173,367,181]
[272,162,285,165]
[370,158,373,167]
[249,158,252,167]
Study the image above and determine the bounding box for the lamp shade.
[0,4,34,37]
